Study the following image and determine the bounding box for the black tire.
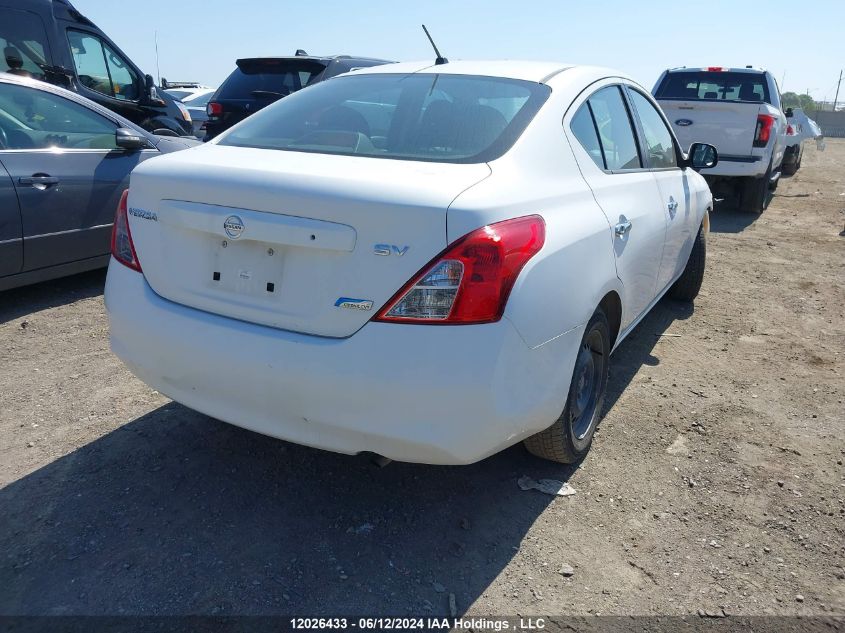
[769,170,780,192]
[524,309,610,464]
[782,161,797,177]
[669,223,706,301]
[740,159,772,214]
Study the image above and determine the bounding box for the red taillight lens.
[706,67,724,72]
[786,124,794,135]
[110,189,142,272]
[207,101,223,118]
[375,215,545,325]
[754,114,776,147]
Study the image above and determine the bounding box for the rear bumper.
[105,261,581,464]
[705,154,767,178]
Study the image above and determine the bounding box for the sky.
[73,0,844,103]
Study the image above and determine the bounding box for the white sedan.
[106,60,717,465]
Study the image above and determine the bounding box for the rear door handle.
[614,220,632,236]
[19,175,60,189]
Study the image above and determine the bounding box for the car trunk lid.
[126,145,491,337]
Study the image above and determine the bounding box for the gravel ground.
[1,140,843,618]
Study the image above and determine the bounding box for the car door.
[625,87,695,293]
[564,83,667,330]
[0,160,22,277]
[0,81,153,271]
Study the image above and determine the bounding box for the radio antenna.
[421,25,448,65]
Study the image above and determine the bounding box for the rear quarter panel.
[449,72,621,349]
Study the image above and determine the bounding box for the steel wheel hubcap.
[570,329,605,444]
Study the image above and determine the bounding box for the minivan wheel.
[669,224,706,301]
[524,308,610,464]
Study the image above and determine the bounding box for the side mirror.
[688,142,718,171]
[115,127,150,151]
[144,74,166,106]
[785,107,794,118]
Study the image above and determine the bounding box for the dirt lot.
[1,140,843,619]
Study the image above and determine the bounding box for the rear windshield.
[165,89,192,101]
[217,60,327,100]
[216,73,550,163]
[655,71,771,104]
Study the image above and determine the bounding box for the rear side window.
[0,8,52,80]
[218,73,550,164]
[583,86,641,171]
[655,71,770,104]
[570,103,604,169]
[218,60,327,100]
[627,89,677,169]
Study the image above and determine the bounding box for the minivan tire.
[669,224,706,301]
[524,308,610,464]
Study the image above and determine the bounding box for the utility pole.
[833,69,843,112]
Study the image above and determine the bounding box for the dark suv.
[204,52,392,141]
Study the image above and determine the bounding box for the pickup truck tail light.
[111,189,142,272]
[207,101,223,119]
[754,114,776,147]
[374,215,545,324]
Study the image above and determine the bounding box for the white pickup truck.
[653,67,787,213]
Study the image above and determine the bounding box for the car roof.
[346,61,642,91]
[350,60,577,83]
[0,72,152,137]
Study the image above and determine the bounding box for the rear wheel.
[669,223,706,301]
[740,159,772,214]
[524,309,610,464]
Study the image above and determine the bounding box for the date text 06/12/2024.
[289,617,547,630]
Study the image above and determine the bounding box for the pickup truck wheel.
[669,224,706,301]
[741,160,772,214]
[524,308,610,464]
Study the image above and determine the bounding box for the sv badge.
[374,244,409,257]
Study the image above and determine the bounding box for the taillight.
[754,114,776,147]
[786,124,794,135]
[111,189,142,272]
[706,67,724,72]
[207,101,223,118]
[374,215,545,325]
